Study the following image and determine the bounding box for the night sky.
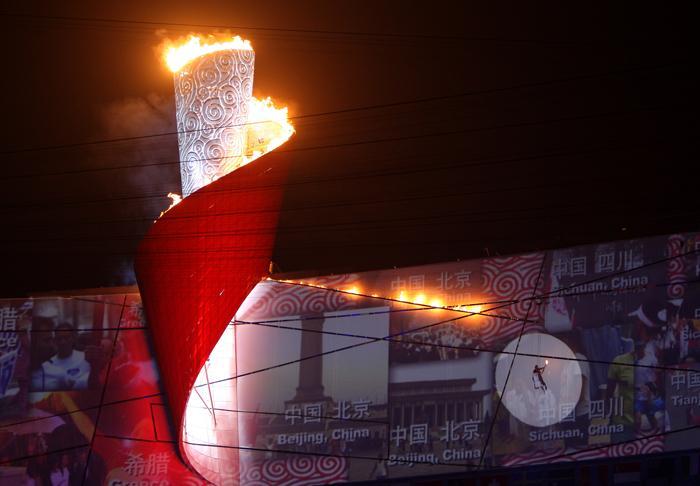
[0,2,696,296]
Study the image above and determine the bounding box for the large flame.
[244,97,295,160]
[158,35,294,216]
[163,34,252,73]
[214,95,295,180]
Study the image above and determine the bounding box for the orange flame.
[158,192,182,218]
[163,34,252,73]
[245,97,295,160]
[452,304,483,315]
[213,95,295,179]
[158,35,295,216]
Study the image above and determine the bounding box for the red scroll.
[135,152,288,478]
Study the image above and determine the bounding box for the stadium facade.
[1,229,699,484]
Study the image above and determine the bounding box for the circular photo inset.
[495,333,582,427]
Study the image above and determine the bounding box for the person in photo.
[31,322,91,391]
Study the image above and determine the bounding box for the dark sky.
[0,2,696,296]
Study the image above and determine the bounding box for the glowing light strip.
[268,277,489,314]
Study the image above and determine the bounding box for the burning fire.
[245,97,295,160]
[270,278,487,319]
[219,96,295,176]
[452,304,483,315]
[158,34,294,216]
[158,192,182,218]
[163,34,252,73]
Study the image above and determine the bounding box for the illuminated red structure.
[134,34,294,482]
[135,151,288,480]
[129,35,700,486]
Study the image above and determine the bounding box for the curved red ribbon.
[135,152,288,479]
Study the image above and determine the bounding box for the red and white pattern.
[574,435,664,461]
[480,253,546,346]
[500,430,664,466]
[500,446,571,467]
[241,456,348,485]
[241,275,361,320]
[666,234,687,299]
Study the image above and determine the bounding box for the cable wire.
[2,137,676,211]
[0,60,687,157]
[478,256,545,466]
[193,245,700,387]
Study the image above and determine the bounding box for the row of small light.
[269,278,483,315]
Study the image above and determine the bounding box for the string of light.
[192,245,700,387]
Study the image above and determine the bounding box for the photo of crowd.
[1,295,129,485]
[384,233,700,468]
[391,312,484,363]
[1,416,106,485]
